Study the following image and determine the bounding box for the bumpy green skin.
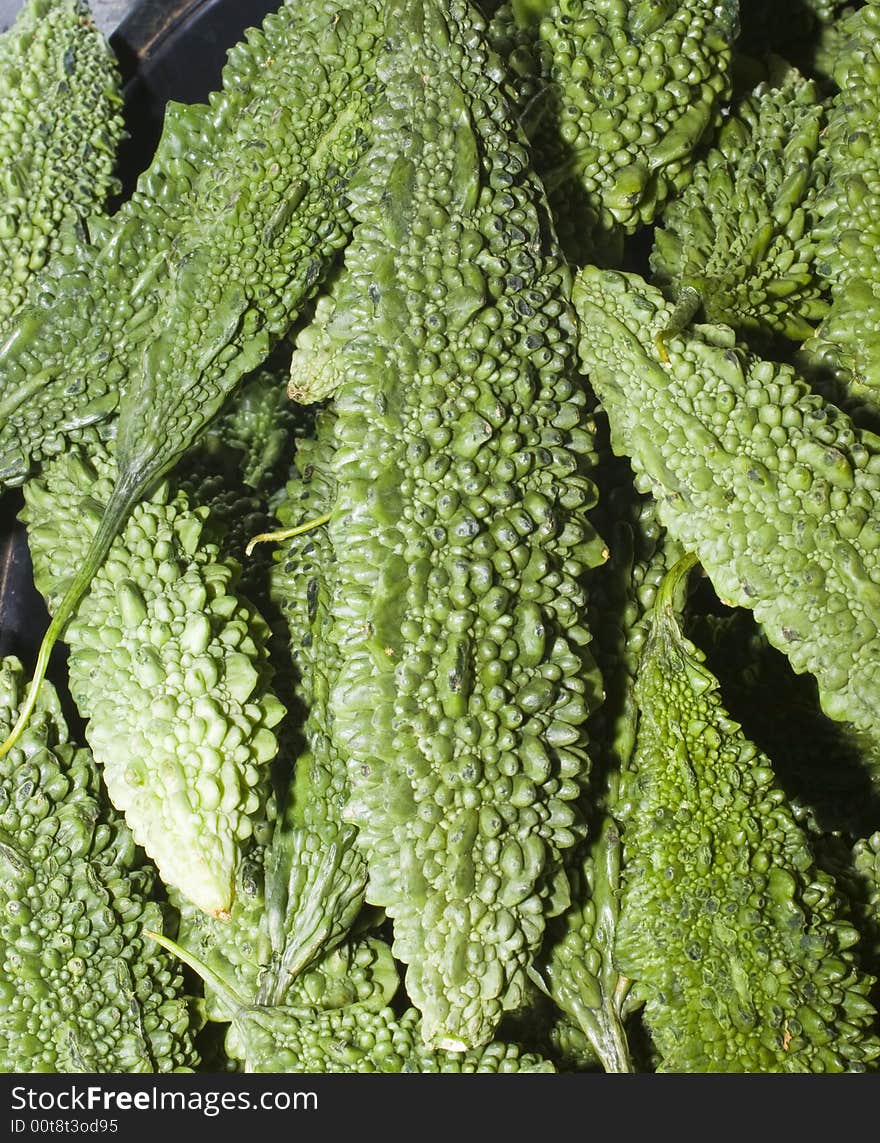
[688,609,880,837]
[0,0,124,322]
[175,361,309,609]
[278,938,399,1013]
[173,849,271,1023]
[267,411,368,1004]
[287,269,358,405]
[544,1015,600,1071]
[236,1003,555,1073]
[808,1,880,410]
[615,564,880,1073]
[20,432,285,917]
[533,478,680,1074]
[529,0,738,263]
[573,266,880,735]
[0,0,381,493]
[178,838,395,1021]
[587,428,683,782]
[223,936,399,1070]
[483,1,547,129]
[650,67,831,346]
[533,818,633,1071]
[319,0,605,1050]
[530,432,685,1073]
[0,657,199,1072]
[192,364,304,496]
[852,832,880,963]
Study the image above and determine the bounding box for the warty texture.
[650,65,831,346]
[615,559,880,1072]
[0,0,124,321]
[0,0,382,490]
[529,0,738,262]
[20,431,285,917]
[0,0,389,767]
[236,1001,556,1073]
[0,657,199,1072]
[268,410,369,1003]
[314,0,606,1051]
[809,0,880,411]
[573,264,880,735]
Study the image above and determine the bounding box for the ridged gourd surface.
[0,657,200,1072]
[524,0,739,262]
[649,65,831,345]
[615,560,880,1072]
[0,0,124,322]
[809,0,880,411]
[573,265,880,736]
[20,431,285,917]
[0,0,382,491]
[234,1001,556,1073]
[300,0,606,1051]
[267,412,369,1003]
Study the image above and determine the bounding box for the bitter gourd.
[532,443,679,1074]
[0,0,385,757]
[150,927,554,1073]
[532,815,634,1071]
[808,0,880,412]
[309,0,605,1050]
[851,832,880,968]
[234,1002,557,1073]
[0,656,199,1072]
[615,554,880,1072]
[573,264,880,735]
[650,65,831,348]
[0,0,124,321]
[525,0,739,263]
[20,430,285,917]
[688,608,880,837]
[266,411,369,1002]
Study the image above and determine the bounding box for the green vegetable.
[307,0,605,1051]
[0,0,385,759]
[233,1002,557,1073]
[0,0,124,321]
[852,832,880,968]
[531,446,680,1074]
[522,0,739,262]
[532,817,634,1072]
[185,362,305,499]
[149,926,554,1073]
[650,64,831,348]
[267,411,369,1001]
[2,0,878,1079]
[286,268,357,406]
[615,554,880,1072]
[688,609,880,836]
[808,0,880,412]
[173,846,272,1023]
[20,430,285,917]
[0,656,200,1072]
[573,264,880,735]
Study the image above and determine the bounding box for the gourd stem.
[655,549,699,623]
[0,471,143,758]
[245,511,331,557]
[145,929,246,1012]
